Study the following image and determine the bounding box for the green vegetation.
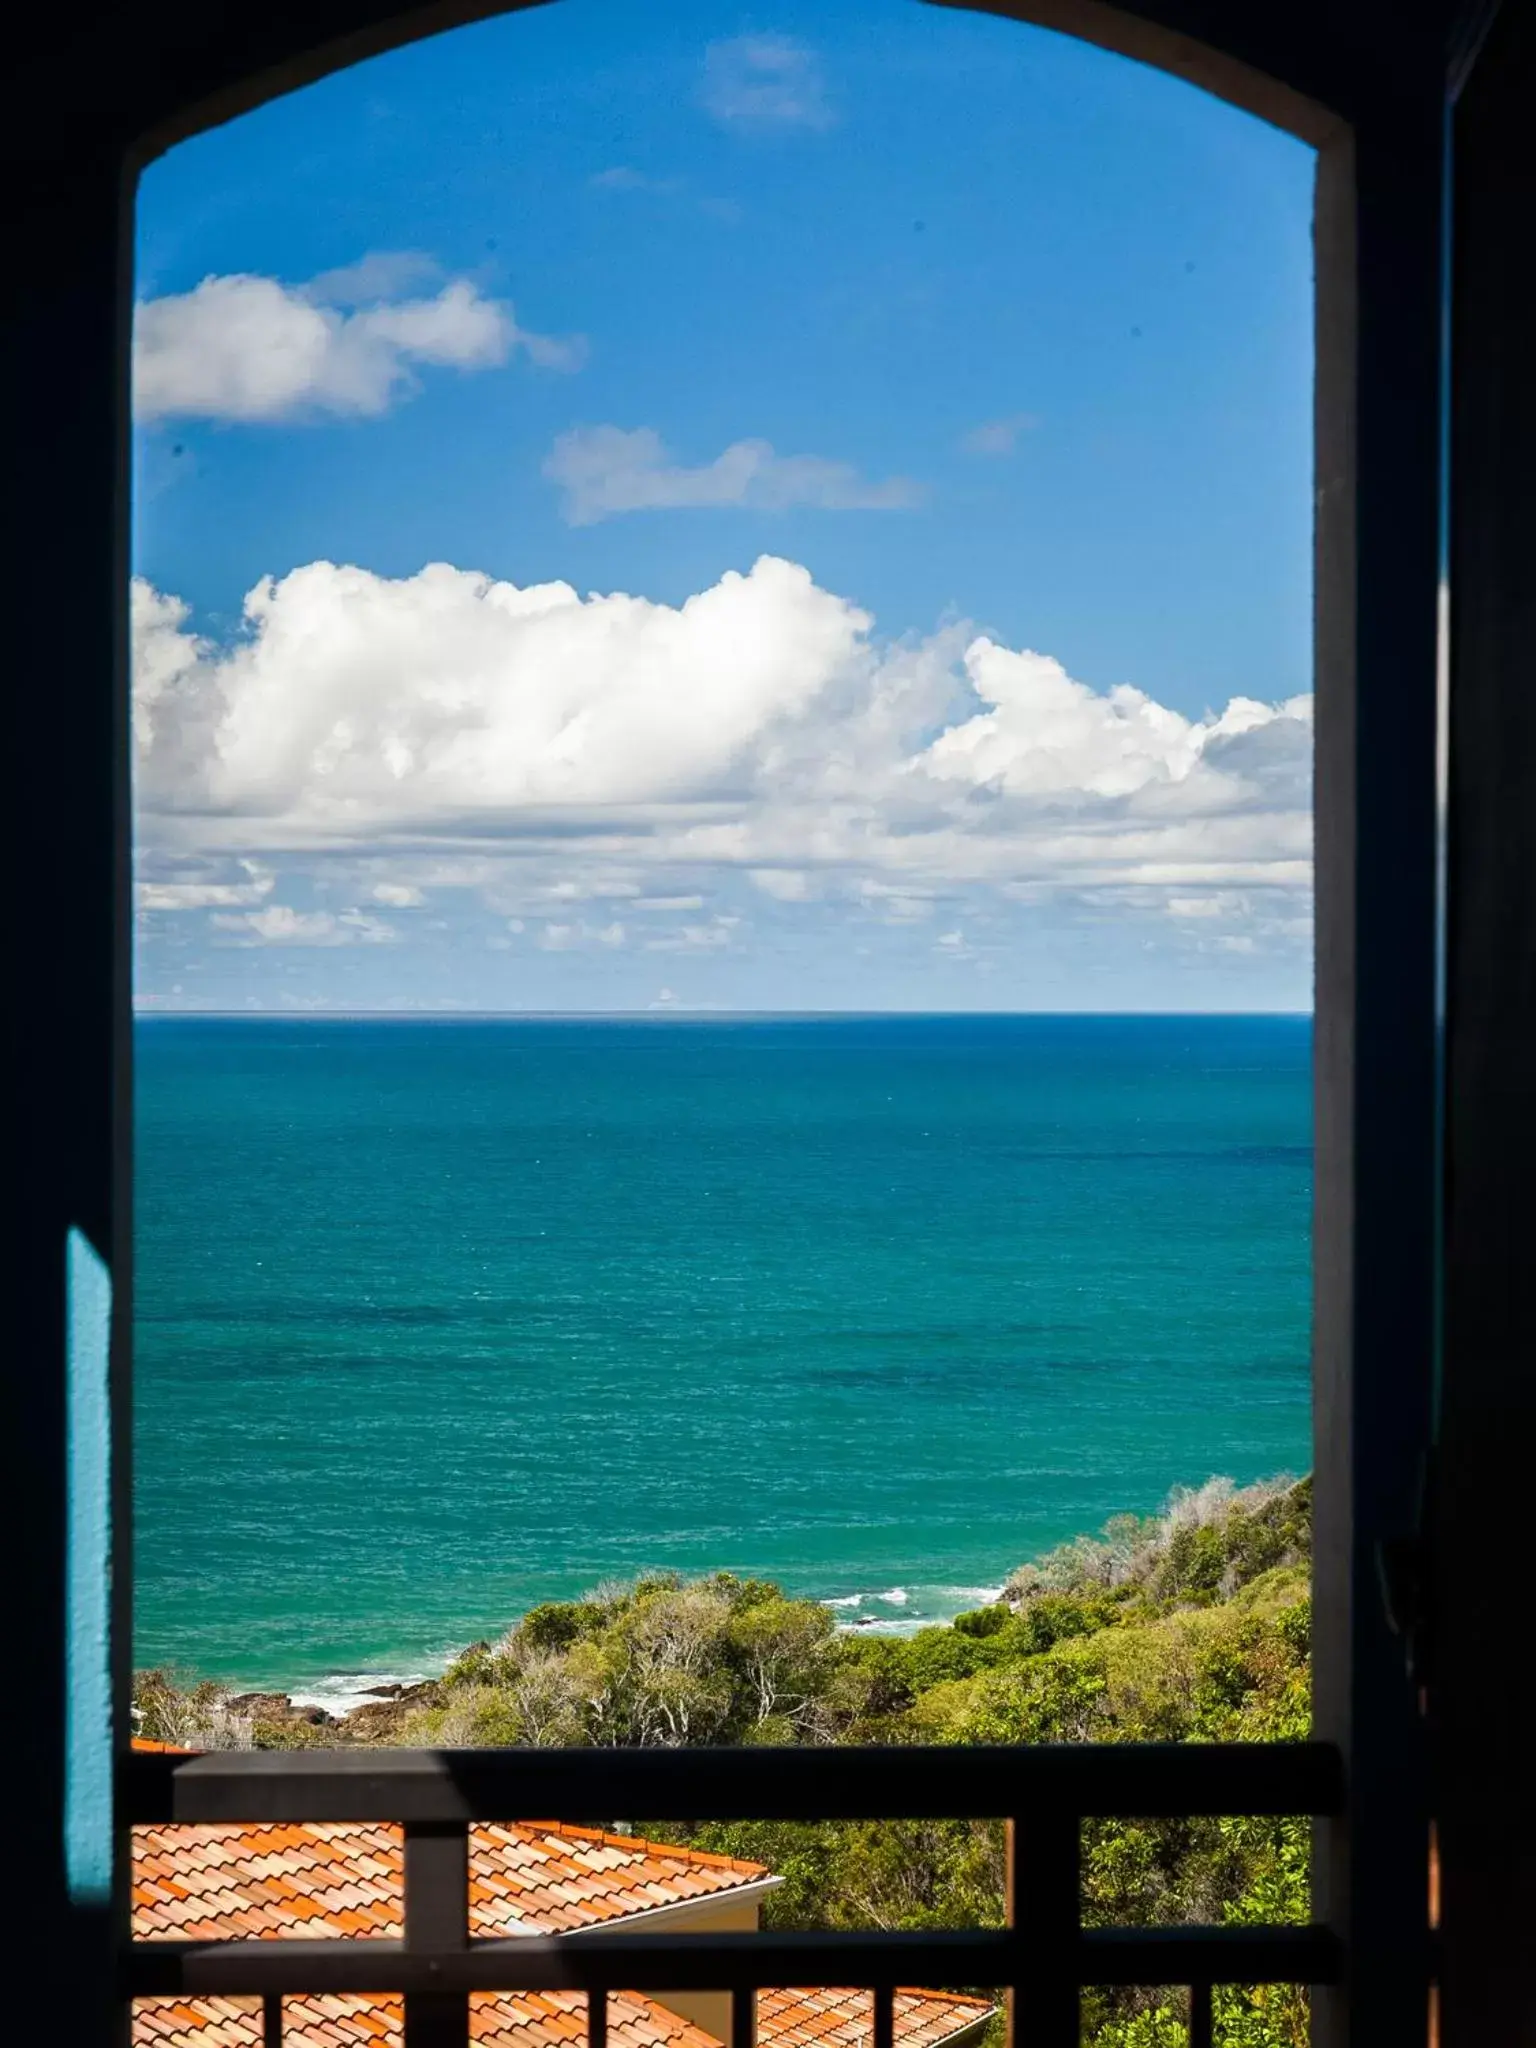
[135,1475,1312,2048]
[134,1668,257,1749]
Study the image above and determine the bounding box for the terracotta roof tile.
[134,1987,993,2048]
[131,1812,993,2048]
[133,1820,770,1945]
[755,1990,993,2048]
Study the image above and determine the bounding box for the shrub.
[135,1473,1314,2048]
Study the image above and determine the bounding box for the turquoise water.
[134,1014,1311,1700]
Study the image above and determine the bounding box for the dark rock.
[228,1690,335,1728]
[228,1691,293,1717]
[338,1681,443,1744]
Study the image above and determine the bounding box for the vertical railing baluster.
[263,1991,283,2048]
[402,1819,470,2048]
[874,1984,895,2048]
[731,1985,755,2048]
[1188,1983,1214,2048]
[1004,1820,1016,2048]
[1008,1804,1081,2048]
[590,1989,609,2048]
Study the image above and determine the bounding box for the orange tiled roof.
[133,1989,721,2048]
[133,1988,994,2048]
[133,1820,772,1942]
[756,1990,993,2048]
[130,1802,994,2048]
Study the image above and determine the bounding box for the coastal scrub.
[134,1475,1312,2046]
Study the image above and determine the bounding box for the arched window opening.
[121,5,1388,2047]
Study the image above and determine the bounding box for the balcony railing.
[123,1740,1344,2048]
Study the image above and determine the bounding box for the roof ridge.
[507,1818,768,1880]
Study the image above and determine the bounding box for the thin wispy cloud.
[589,167,742,224]
[961,412,1039,456]
[702,36,834,132]
[538,919,627,952]
[302,251,443,304]
[209,906,398,946]
[136,861,275,912]
[543,426,922,524]
[589,167,684,195]
[134,255,585,423]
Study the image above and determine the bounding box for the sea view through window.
[131,4,1318,2038]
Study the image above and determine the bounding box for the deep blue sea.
[134,1014,1312,1703]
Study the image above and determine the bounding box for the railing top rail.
[122,1739,1344,1826]
[126,1923,1344,1999]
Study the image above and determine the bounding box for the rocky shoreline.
[224,1676,446,1745]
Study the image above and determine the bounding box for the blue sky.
[132,0,1316,1012]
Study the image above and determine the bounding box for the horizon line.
[132,1005,1315,1021]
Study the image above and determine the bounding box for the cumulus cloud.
[702,36,834,131]
[136,555,867,825]
[919,643,1313,808]
[134,258,583,423]
[544,425,921,525]
[133,554,1312,957]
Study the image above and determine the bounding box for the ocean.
[133,1013,1312,1705]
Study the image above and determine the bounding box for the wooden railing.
[123,1741,1344,2048]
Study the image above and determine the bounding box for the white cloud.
[303,251,442,304]
[1166,891,1247,920]
[645,916,740,953]
[538,919,627,951]
[858,880,938,923]
[588,169,742,226]
[544,425,921,524]
[919,642,1313,811]
[134,259,583,424]
[133,555,1312,957]
[210,905,398,946]
[961,413,1038,456]
[702,36,834,131]
[750,869,817,901]
[134,555,870,826]
[137,860,274,911]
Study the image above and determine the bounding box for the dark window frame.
[11,0,1522,2040]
